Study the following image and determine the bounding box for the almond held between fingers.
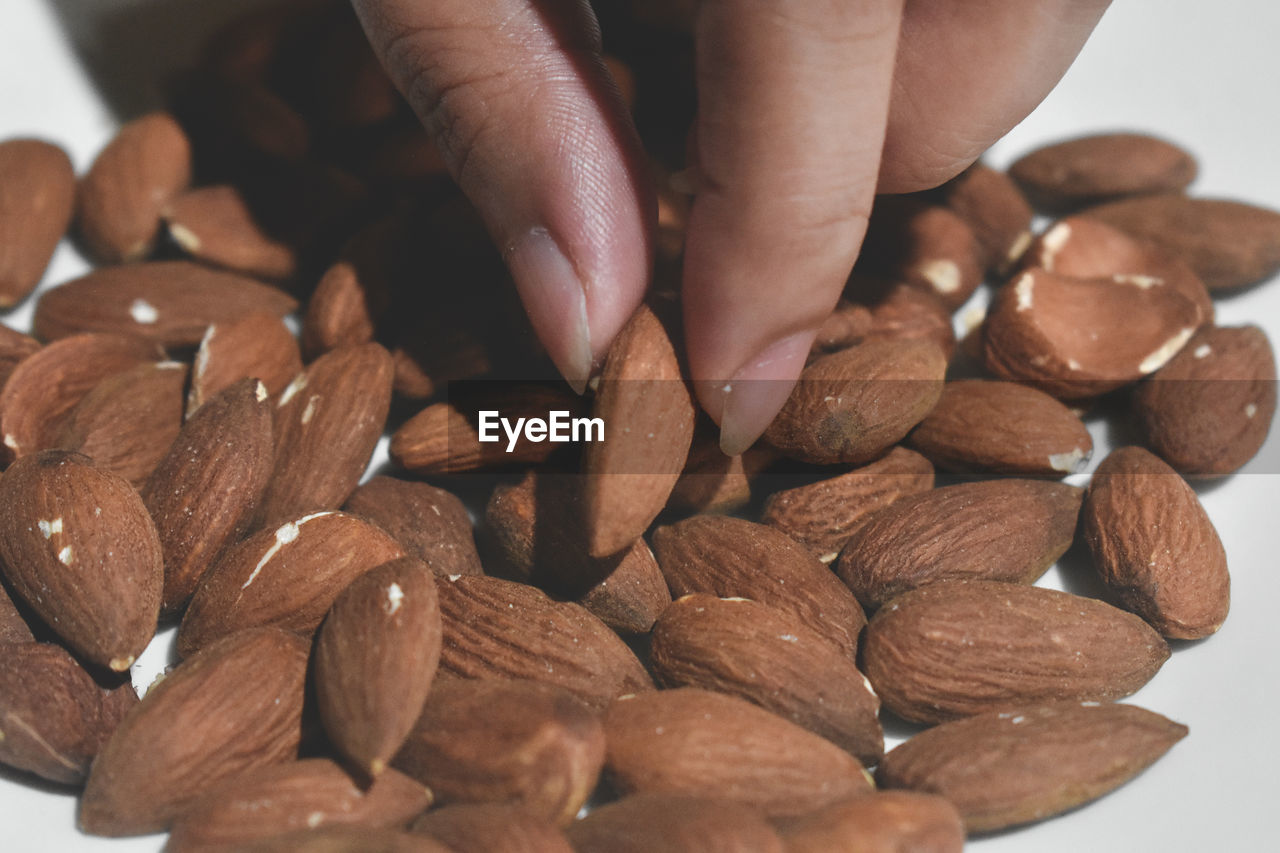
[410,803,574,853]
[773,791,965,853]
[0,139,75,307]
[652,515,866,658]
[862,580,1170,723]
[343,476,483,577]
[0,450,163,671]
[566,793,786,853]
[392,677,605,826]
[186,310,302,415]
[1083,446,1230,639]
[876,701,1188,833]
[937,161,1034,276]
[857,197,984,310]
[1133,324,1277,476]
[604,688,873,818]
[163,184,298,281]
[1008,132,1197,211]
[79,628,309,836]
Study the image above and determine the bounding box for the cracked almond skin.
[862,580,1170,724]
[773,791,965,853]
[187,311,302,416]
[165,759,431,852]
[567,793,785,853]
[906,380,1093,476]
[393,677,605,826]
[1133,324,1277,476]
[937,161,1033,276]
[79,628,309,836]
[652,515,866,657]
[650,594,883,764]
[1009,133,1197,211]
[410,803,573,853]
[344,476,483,577]
[604,688,873,818]
[876,701,1187,833]
[0,450,162,671]
[1083,447,1230,639]
[178,511,404,656]
[0,139,75,306]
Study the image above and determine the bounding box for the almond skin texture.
[760,446,935,562]
[178,511,405,655]
[582,303,696,557]
[393,677,605,826]
[876,701,1188,832]
[187,311,303,416]
[0,580,34,644]
[0,139,75,306]
[773,791,966,853]
[79,628,309,836]
[410,803,574,853]
[76,112,192,263]
[315,557,442,777]
[652,515,866,658]
[938,161,1033,276]
[604,688,873,818]
[650,595,883,764]
[0,450,163,671]
[837,480,1082,609]
[764,338,946,465]
[1009,132,1197,210]
[165,759,431,852]
[258,343,394,525]
[1133,324,1277,476]
[857,197,984,310]
[907,379,1094,476]
[343,476,483,577]
[163,184,298,281]
[862,580,1170,723]
[434,575,652,709]
[1083,446,1230,639]
[34,261,297,347]
[567,793,786,853]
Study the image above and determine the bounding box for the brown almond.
[343,476,483,577]
[0,324,42,392]
[143,378,275,614]
[300,218,399,357]
[1009,132,1197,210]
[0,139,75,306]
[813,299,874,355]
[938,161,1034,276]
[0,450,162,671]
[567,793,786,853]
[164,184,298,281]
[178,511,404,655]
[774,791,965,853]
[79,628,309,836]
[651,594,883,764]
[1083,446,1230,639]
[166,759,431,852]
[652,516,866,658]
[77,112,192,263]
[582,303,696,557]
[1082,194,1280,290]
[435,575,652,709]
[574,540,672,636]
[186,310,302,415]
[34,261,297,346]
[236,827,451,853]
[1133,324,1277,475]
[846,277,958,361]
[668,431,778,514]
[906,379,1094,476]
[857,197,983,310]
[315,558,442,777]
[393,677,605,826]
[410,803,573,853]
[258,343,393,524]
[862,580,1170,723]
[604,688,873,818]
[764,338,946,465]
[0,579,34,644]
[876,701,1187,832]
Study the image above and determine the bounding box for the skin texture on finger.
[682,0,907,454]
[880,0,1113,192]
[351,0,653,391]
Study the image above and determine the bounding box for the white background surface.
[1,1,1278,850]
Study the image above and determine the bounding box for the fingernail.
[717,329,817,456]
[506,227,593,393]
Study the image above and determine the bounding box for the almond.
[164,184,298,281]
[567,793,786,853]
[1133,324,1277,475]
[652,515,866,658]
[233,827,451,852]
[392,677,605,825]
[876,701,1188,832]
[650,594,883,764]
[143,378,275,614]
[1009,132,1197,210]
[0,450,163,671]
[857,197,983,310]
[0,139,75,306]
[845,276,957,360]
[604,688,873,818]
[76,112,192,263]
[667,430,777,514]
[343,476,483,577]
[79,628,308,836]
[774,791,965,853]
[410,803,574,853]
[0,324,42,393]
[178,512,403,655]
[0,580,34,644]
[315,558,442,777]
[34,261,297,346]
[813,299,874,355]
[300,216,400,357]
[862,580,1170,723]
[938,161,1033,276]
[187,311,302,416]
[1083,446,1230,639]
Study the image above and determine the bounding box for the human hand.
[351,0,1111,453]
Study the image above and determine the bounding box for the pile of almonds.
[1,2,1279,851]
